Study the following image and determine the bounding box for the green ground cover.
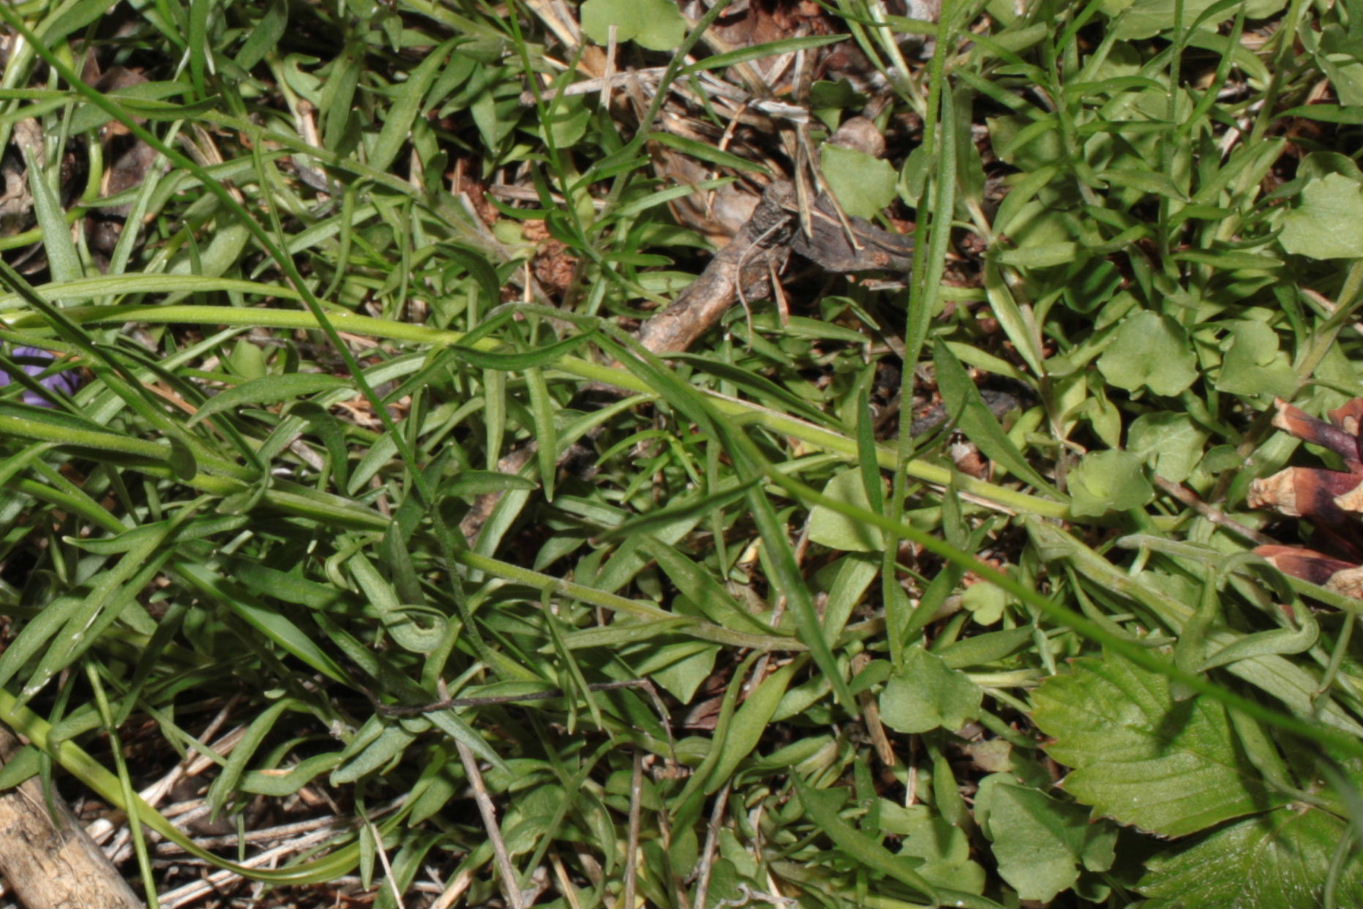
[0,0,1361,905]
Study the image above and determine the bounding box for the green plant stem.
[45,303,1068,519]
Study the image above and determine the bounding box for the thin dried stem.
[456,740,525,909]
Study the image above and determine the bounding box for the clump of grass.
[0,0,1360,907]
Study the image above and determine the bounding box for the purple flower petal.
[0,346,82,406]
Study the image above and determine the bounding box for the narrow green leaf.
[176,562,349,683]
[681,34,846,74]
[369,41,455,173]
[207,699,296,814]
[933,339,1058,494]
[526,366,557,501]
[642,537,777,635]
[331,724,418,785]
[793,775,940,903]
[647,131,771,175]
[189,373,351,426]
[21,139,82,283]
[449,331,593,370]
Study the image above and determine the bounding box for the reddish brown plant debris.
[1250,397,1363,595]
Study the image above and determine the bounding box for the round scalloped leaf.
[821,144,898,220]
[879,646,982,734]
[1096,311,1197,396]
[580,0,686,52]
[1067,450,1153,517]
[1280,173,1363,260]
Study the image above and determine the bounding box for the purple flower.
[0,346,82,407]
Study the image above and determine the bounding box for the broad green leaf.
[1107,0,1254,40]
[1129,412,1208,483]
[189,373,351,425]
[1096,311,1197,396]
[1280,173,1363,260]
[1031,652,1288,836]
[580,0,685,51]
[539,94,591,148]
[961,582,1006,625]
[821,144,897,219]
[1136,806,1363,908]
[1067,449,1152,517]
[1214,320,1298,399]
[879,646,982,734]
[976,775,1117,902]
[635,640,719,704]
[808,468,882,553]
[877,801,987,894]
[810,79,866,113]
[1311,23,1363,108]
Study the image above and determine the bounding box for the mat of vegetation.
[0,0,1361,906]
